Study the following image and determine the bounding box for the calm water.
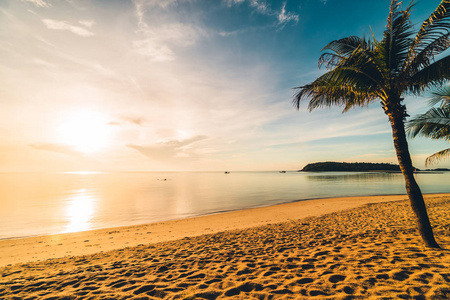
[1,171,449,240]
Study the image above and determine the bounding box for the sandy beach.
[1,193,449,299]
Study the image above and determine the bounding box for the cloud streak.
[30,143,83,157]
[225,0,299,27]
[109,116,147,126]
[277,2,299,27]
[78,20,95,28]
[21,0,50,8]
[128,135,209,160]
[133,0,178,10]
[133,14,203,61]
[42,19,95,37]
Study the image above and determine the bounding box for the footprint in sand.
[297,277,314,284]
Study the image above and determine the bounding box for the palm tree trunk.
[387,109,440,248]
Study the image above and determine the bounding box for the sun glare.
[64,188,95,233]
[58,110,112,154]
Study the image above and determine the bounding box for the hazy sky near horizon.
[1,0,449,172]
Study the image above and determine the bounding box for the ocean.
[1,171,449,240]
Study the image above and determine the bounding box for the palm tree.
[407,87,450,166]
[293,0,450,248]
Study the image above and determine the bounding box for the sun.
[58,109,112,154]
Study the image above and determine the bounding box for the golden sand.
[1,194,449,299]
[0,194,417,267]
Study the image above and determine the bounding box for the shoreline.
[1,193,449,299]
[0,191,440,242]
[1,194,449,299]
[1,193,449,267]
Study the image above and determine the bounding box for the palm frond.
[293,66,381,112]
[408,55,450,94]
[383,0,415,78]
[404,33,450,80]
[404,0,450,78]
[293,81,378,112]
[409,0,450,57]
[295,36,384,112]
[319,36,373,69]
[407,106,450,140]
[428,85,450,106]
[425,147,450,167]
[322,36,370,52]
[318,53,346,70]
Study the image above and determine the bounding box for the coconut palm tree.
[293,0,450,248]
[407,87,450,166]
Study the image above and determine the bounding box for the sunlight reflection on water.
[0,171,449,239]
[64,188,96,233]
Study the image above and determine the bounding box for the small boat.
[224,171,230,174]
[279,171,286,173]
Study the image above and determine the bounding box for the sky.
[0,0,449,172]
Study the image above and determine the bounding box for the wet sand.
[1,194,449,299]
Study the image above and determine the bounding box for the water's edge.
[5,191,447,242]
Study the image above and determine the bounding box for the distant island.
[300,161,408,172]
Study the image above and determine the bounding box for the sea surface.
[1,171,449,240]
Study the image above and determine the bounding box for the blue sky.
[0,0,449,172]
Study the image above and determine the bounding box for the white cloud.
[133,0,179,31]
[133,0,204,61]
[133,23,201,61]
[42,19,95,37]
[33,35,116,77]
[109,116,147,126]
[78,20,95,28]
[249,0,269,14]
[128,135,209,160]
[225,0,299,28]
[26,9,40,16]
[30,143,82,156]
[21,0,51,8]
[32,58,57,68]
[121,116,147,126]
[225,0,268,13]
[278,2,299,26]
[134,0,178,9]
[133,39,176,61]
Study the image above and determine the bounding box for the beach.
[1,194,449,299]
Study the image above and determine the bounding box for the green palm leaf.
[404,33,450,78]
[294,38,384,111]
[428,85,450,106]
[383,0,415,78]
[425,148,450,167]
[319,36,373,69]
[407,106,450,140]
[405,0,450,73]
[408,55,450,93]
[409,0,450,56]
[293,0,450,248]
